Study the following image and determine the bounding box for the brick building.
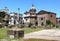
[37,10,56,27]
[23,4,56,27]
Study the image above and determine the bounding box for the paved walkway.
[24,29,60,40]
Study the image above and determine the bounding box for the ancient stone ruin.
[7,27,24,38]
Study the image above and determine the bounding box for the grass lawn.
[22,27,43,34]
[0,28,9,39]
[24,39,57,41]
[0,27,43,39]
[0,28,58,41]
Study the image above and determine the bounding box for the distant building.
[0,5,57,28]
[37,10,56,27]
[56,18,60,27]
[23,4,56,27]
[24,4,37,26]
[9,12,23,26]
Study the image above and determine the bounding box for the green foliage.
[0,28,43,39]
[56,26,59,28]
[46,20,52,25]
[52,23,55,27]
[0,11,6,23]
[0,28,9,39]
[29,23,33,27]
[46,20,56,27]
[22,28,43,34]
[0,12,6,18]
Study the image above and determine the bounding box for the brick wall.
[37,13,56,26]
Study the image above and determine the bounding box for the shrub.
[46,20,52,25]
[29,23,33,27]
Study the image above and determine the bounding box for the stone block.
[7,28,24,38]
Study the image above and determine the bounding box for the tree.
[46,20,55,28]
[0,12,7,23]
[0,11,6,18]
[46,20,52,25]
[0,11,9,27]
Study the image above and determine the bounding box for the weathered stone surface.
[7,27,24,38]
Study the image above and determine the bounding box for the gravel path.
[24,29,60,40]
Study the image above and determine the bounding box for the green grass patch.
[22,28,43,34]
[0,28,9,39]
[24,39,57,41]
[0,27,43,39]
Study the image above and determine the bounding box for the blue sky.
[0,0,60,17]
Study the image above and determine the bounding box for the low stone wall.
[7,28,24,38]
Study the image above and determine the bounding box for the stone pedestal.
[7,28,24,38]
